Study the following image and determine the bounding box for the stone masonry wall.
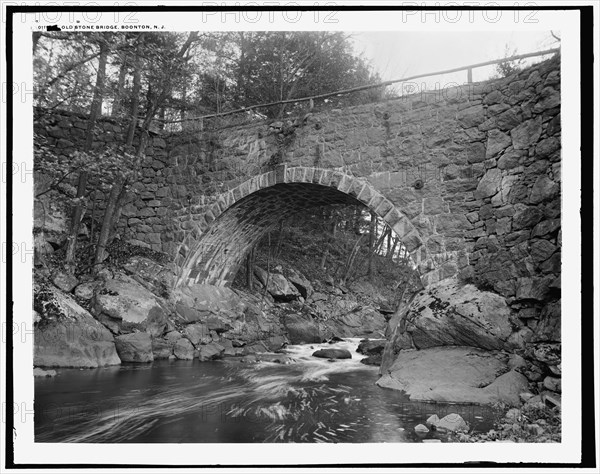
[34,55,561,311]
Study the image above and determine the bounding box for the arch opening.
[175,167,433,288]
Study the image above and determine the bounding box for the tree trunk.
[342,234,365,285]
[388,236,399,260]
[84,37,109,151]
[374,227,390,254]
[274,219,285,259]
[246,246,255,290]
[353,207,362,235]
[112,53,128,117]
[237,32,246,101]
[94,176,124,265]
[126,35,144,147]
[368,211,377,279]
[97,129,146,265]
[180,80,187,125]
[320,218,337,270]
[108,183,128,243]
[65,35,109,266]
[33,32,42,53]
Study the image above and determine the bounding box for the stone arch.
[174,165,431,288]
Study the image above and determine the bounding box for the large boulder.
[283,313,322,344]
[312,348,352,359]
[173,284,245,324]
[403,277,513,350]
[263,334,288,352]
[122,256,176,297]
[207,315,234,333]
[173,338,194,360]
[92,274,167,327]
[254,267,300,302]
[114,332,153,362]
[357,339,387,355]
[436,414,469,432]
[144,306,168,337]
[183,323,211,346]
[34,284,121,368]
[286,269,314,299]
[324,307,387,338]
[152,338,173,359]
[377,346,527,406]
[198,342,225,361]
[228,304,284,344]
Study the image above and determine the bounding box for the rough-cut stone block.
[512,205,544,230]
[374,199,393,218]
[336,173,352,193]
[274,165,287,183]
[457,104,485,128]
[496,108,522,130]
[529,176,559,204]
[392,217,413,239]
[423,196,448,215]
[285,166,295,183]
[311,168,322,184]
[356,183,374,204]
[435,213,472,237]
[327,171,343,189]
[511,116,542,150]
[533,87,560,113]
[377,203,398,224]
[515,276,555,301]
[497,150,523,170]
[403,229,423,253]
[348,179,365,198]
[486,130,512,158]
[466,142,486,163]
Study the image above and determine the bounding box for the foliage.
[34,31,384,127]
[493,44,525,79]
[232,203,418,304]
[34,131,140,274]
[34,133,138,201]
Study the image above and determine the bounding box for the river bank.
[33,242,561,443]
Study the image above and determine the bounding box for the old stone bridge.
[37,55,561,300]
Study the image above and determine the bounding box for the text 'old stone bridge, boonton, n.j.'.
[36,54,561,301]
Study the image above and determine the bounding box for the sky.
[350,30,558,91]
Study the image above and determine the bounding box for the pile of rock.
[379,277,561,408]
[449,399,561,443]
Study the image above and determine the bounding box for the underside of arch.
[175,166,440,288]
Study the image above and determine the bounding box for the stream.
[35,339,496,443]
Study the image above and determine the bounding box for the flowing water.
[35,339,496,443]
